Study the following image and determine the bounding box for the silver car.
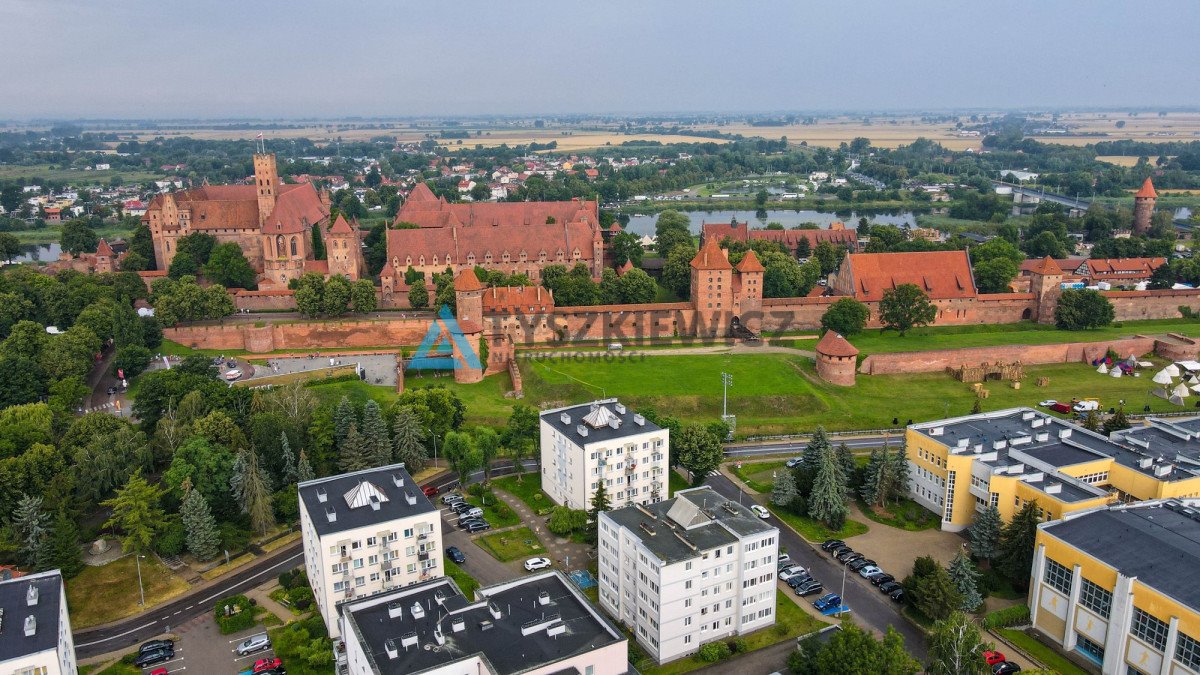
[234,633,271,656]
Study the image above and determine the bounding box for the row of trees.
[540,262,657,307]
[293,272,377,317]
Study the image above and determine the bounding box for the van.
[234,633,271,656]
[607,342,622,351]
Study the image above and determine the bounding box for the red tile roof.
[1018,257,1086,275]
[618,260,635,275]
[482,285,554,312]
[1025,256,1062,275]
[1135,177,1158,199]
[735,249,765,273]
[691,237,732,270]
[95,238,114,257]
[144,182,326,235]
[816,331,859,357]
[329,214,354,234]
[1077,257,1166,278]
[455,268,483,292]
[703,221,858,250]
[842,251,977,302]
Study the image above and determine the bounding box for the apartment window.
[1131,608,1169,651]
[333,581,346,592]
[404,527,414,538]
[354,576,366,587]
[1043,558,1072,595]
[1076,634,1105,663]
[366,537,376,547]
[683,617,691,626]
[683,635,692,644]
[1079,578,1112,619]
[685,580,692,590]
[1176,632,1200,671]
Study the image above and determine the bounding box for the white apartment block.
[540,399,669,510]
[598,486,779,664]
[0,569,77,675]
[337,571,627,675]
[299,463,443,639]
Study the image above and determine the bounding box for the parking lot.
[130,612,277,675]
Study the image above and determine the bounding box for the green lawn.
[668,469,690,497]
[464,486,521,528]
[66,555,191,628]
[492,473,556,516]
[767,503,869,542]
[997,628,1090,675]
[445,559,480,598]
[730,460,789,494]
[475,526,547,562]
[856,497,939,531]
[86,655,141,675]
[786,318,1200,356]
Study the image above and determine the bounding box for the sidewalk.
[245,584,295,624]
[491,486,592,570]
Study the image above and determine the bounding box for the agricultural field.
[1025,110,1200,146]
[687,116,983,151]
[0,162,162,184]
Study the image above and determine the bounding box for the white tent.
[1109,368,1123,378]
[1138,361,1155,368]
[1170,395,1186,406]
[1097,363,1108,374]
[1172,382,1191,398]
[1189,375,1200,386]
[1165,364,1182,377]
[1153,370,1175,385]
[1190,383,1200,393]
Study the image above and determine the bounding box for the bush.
[113,345,153,379]
[286,585,313,610]
[214,594,256,634]
[982,604,1030,629]
[278,569,299,589]
[697,641,732,662]
[729,637,749,654]
[155,518,186,556]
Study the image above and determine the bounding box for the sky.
[2,0,1199,119]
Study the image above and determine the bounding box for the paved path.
[491,483,594,570]
[521,343,815,359]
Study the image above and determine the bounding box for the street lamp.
[721,372,733,418]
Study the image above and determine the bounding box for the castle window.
[432,255,439,266]
[418,256,425,266]
[467,253,476,264]
[276,235,285,257]
[290,237,298,257]
[502,252,510,263]
[445,254,452,265]
[539,250,547,262]
[406,256,412,266]
[392,257,399,268]
[520,251,528,262]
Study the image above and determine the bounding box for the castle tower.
[1027,256,1063,325]
[815,331,859,386]
[733,249,765,334]
[1133,177,1157,235]
[689,237,734,337]
[325,215,363,280]
[452,268,485,384]
[94,238,115,274]
[592,227,605,278]
[253,153,279,227]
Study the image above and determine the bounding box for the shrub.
[548,507,577,535]
[697,641,731,662]
[286,585,313,610]
[729,637,749,654]
[155,518,186,556]
[982,604,1030,629]
[278,569,299,589]
[214,594,256,634]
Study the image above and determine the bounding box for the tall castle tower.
[253,153,279,226]
[325,215,363,280]
[1133,177,1157,236]
[1028,256,1063,325]
[689,237,734,337]
[733,249,765,334]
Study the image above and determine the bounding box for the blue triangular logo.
[407,305,482,370]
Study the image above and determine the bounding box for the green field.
[784,318,1200,356]
[10,222,137,245]
[997,628,1090,675]
[475,526,546,562]
[0,163,162,184]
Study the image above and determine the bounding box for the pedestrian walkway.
[491,486,593,570]
[245,584,294,624]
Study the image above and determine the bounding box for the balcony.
[626,464,637,474]
[418,551,430,561]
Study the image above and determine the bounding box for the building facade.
[539,399,670,510]
[1030,499,1200,675]
[700,219,859,257]
[0,569,77,675]
[598,486,779,664]
[336,571,627,675]
[298,464,443,639]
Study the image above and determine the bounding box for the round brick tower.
[815,331,859,386]
[1133,177,1157,236]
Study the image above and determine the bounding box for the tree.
[392,406,427,472]
[351,279,377,313]
[879,283,937,335]
[234,449,275,535]
[1024,231,1068,259]
[915,565,964,621]
[293,273,326,317]
[808,443,849,529]
[323,275,352,316]
[654,210,692,258]
[279,433,297,485]
[801,426,831,480]
[614,267,657,304]
[408,281,429,309]
[889,444,910,501]
[973,258,1019,294]
[338,423,372,472]
[503,404,538,476]
[297,449,315,483]
[971,238,1024,267]
[610,230,644,267]
[203,242,258,290]
[1103,406,1131,434]
[333,396,355,449]
[1055,289,1114,330]
[948,552,983,611]
[443,431,481,486]
[927,611,991,675]
[167,250,200,278]
[812,624,920,675]
[820,298,870,336]
[997,500,1041,585]
[44,510,84,577]
[661,245,697,298]
[180,482,222,561]
[0,232,20,262]
[771,468,799,507]
[969,504,1002,561]
[859,447,886,506]
[112,345,153,379]
[61,219,99,255]
[13,494,49,570]
[676,425,723,484]
[813,241,841,276]
[587,481,611,544]
[360,400,391,467]
[473,427,500,482]
[101,470,166,554]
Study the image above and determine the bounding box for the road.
[724,435,892,459]
[702,472,929,660]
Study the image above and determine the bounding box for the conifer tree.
[297,449,315,483]
[279,432,297,485]
[836,442,856,486]
[859,448,884,505]
[969,504,1002,561]
[1102,406,1131,434]
[102,471,166,554]
[997,500,1042,583]
[333,395,355,449]
[236,450,276,535]
[771,468,799,507]
[802,426,831,475]
[13,494,49,570]
[45,510,84,577]
[338,422,372,472]
[392,406,427,472]
[889,444,911,503]
[360,400,391,466]
[180,481,222,561]
[808,445,849,529]
[587,481,611,544]
[947,552,983,611]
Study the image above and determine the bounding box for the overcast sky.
[2,0,1198,119]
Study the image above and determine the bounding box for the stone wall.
[859,336,1163,375]
[233,289,298,311]
[165,318,434,353]
[1103,289,1200,321]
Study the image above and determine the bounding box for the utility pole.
[135,554,145,607]
[721,372,732,418]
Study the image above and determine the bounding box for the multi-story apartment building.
[905,408,1200,532]
[539,399,670,510]
[1030,499,1200,675]
[597,486,779,664]
[337,571,627,675]
[299,463,442,639]
[0,570,77,675]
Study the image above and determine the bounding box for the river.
[620,209,916,236]
[13,242,62,263]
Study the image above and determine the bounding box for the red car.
[150,669,168,675]
[254,658,283,672]
[984,650,1006,666]
[422,485,439,497]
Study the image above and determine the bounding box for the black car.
[829,546,851,559]
[785,573,812,588]
[451,501,474,514]
[464,521,491,533]
[821,539,844,551]
[868,573,894,586]
[457,517,483,529]
[795,580,824,596]
[847,558,875,572]
[992,662,1021,675]
[446,546,466,564]
[106,386,118,395]
[888,588,905,603]
[138,639,174,654]
[837,551,863,564]
[133,647,174,668]
[879,581,902,594]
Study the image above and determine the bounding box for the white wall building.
[598,486,779,664]
[540,399,670,510]
[299,463,443,639]
[337,571,627,675]
[0,569,77,675]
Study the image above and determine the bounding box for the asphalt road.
[702,472,929,661]
[724,435,892,458]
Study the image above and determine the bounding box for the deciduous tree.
[676,424,723,485]
[1055,289,1114,330]
[821,297,870,336]
[927,611,990,675]
[102,470,166,554]
[879,283,937,335]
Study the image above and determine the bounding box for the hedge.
[215,594,256,634]
[982,603,1030,629]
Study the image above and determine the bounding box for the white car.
[524,557,552,571]
[224,369,242,381]
[1072,400,1100,412]
[779,566,807,582]
[858,565,882,578]
[750,504,770,519]
[1038,399,1056,408]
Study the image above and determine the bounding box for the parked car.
[847,558,875,572]
[785,457,803,468]
[779,567,807,582]
[446,546,466,564]
[983,650,1006,666]
[224,369,242,380]
[1038,399,1056,408]
[450,501,473,514]
[524,557,552,571]
[235,634,272,656]
[777,553,791,565]
[837,551,863,564]
[457,507,484,521]
[813,593,842,612]
[879,581,902,594]
[858,565,883,578]
[1072,399,1100,412]
[106,386,117,395]
[992,662,1021,674]
[254,658,283,673]
[150,669,169,675]
[422,485,439,497]
[441,494,464,505]
[750,504,770,519]
[1050,402,1072,414]
[785,573,812,589]
[457,518,484,529]
[820,539,844,551]
[134,647,174,668]
[868,572,894,586]
[795,580,824,596]
[888,588,905,603]
[139,640,174,654]
[464,521,491,533]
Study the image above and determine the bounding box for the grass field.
[0,163,162,184]
[730,460,790,494]
[445,559,480,598]
[856,497,939,531]
[687,116,982,151]
[10,222,136,245]
[66,555,190,628]
[997,628,1090,675]
[492,473,555,516]
[475,526,546,562]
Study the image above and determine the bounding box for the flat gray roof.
[1044,500,1200,612]
[299,464,435,537]
[341,572,625,675]
[0,570,63,662]
[1111,417,1200,482]
[604,486,775,564]
[541,399,662,446]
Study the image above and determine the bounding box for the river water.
[13,242,62,262]
[620,209,916,236]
